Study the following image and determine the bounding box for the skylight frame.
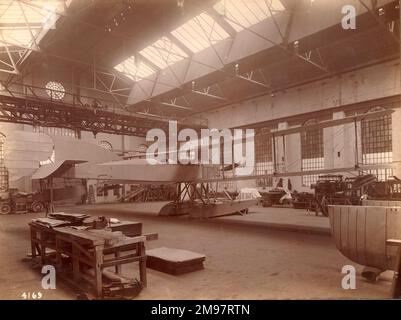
[213,0,285,32]
[114,55,156,81]
[139,36,188,69]
[171,12,231,53]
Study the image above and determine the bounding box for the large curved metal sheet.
[329,205,401,271]
[33,157,202,183]
[26,132,203,183]
[31,160,87,180]
[49,135,121,163]
[73,162,203,183]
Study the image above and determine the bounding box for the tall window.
[301,119,324,187]
[361,107,392,181]
[34,126,78,138]
[254,128,273,187]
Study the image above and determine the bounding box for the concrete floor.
[218,205,331,235]
[0,202,394,300]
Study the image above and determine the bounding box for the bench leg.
[138,242,146,288]
[94,247,104,298]
[115,249,121,275]
[30,229,37,259]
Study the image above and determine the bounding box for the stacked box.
[146,247,205,275]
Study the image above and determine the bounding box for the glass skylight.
[213,0,285,32]
[139,36,188,69]
[171,12,230,53]
[0,0,66,48]
[114,55,156,81]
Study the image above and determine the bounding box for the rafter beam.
[282,3,295,45]
[0,68,19,75]
[206,8,237,38]
[358,0,399,44]
[219,14,329,74]
[191,84,226,101]
[235,68,270,89]
[159,100,192,111]
[168,33,194,58]
[265,0,285,41]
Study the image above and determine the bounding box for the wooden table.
[29,223,147,298]
[29,220,66,264]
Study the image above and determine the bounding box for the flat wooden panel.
[340,206,349,252]
[356,207,367,267]
[365,207,387,270]
[347,207,358,263]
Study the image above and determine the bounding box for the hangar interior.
[0,0,400,300]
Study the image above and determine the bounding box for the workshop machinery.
[312,174,377,216]
[260,178,293,207]
[292,191,315,210]
[365,176,401,200]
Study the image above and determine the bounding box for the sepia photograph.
[0,0,400,312]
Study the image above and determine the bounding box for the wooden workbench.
[29,222,147,298]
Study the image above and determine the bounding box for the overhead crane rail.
[0,93,194,137]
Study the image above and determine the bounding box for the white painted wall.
[203,61,401,192]
[205,61,400,129]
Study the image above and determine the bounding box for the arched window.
[45,81,65,100]
[301,119,324,187]
[99,140,113,151]
[361,107,392,181]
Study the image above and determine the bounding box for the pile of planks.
[48,212,90,225]
[31,217,70,228]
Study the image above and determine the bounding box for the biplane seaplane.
[4,125,258,219]
[3,107,396,222]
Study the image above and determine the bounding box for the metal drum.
[328,205,401,271]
